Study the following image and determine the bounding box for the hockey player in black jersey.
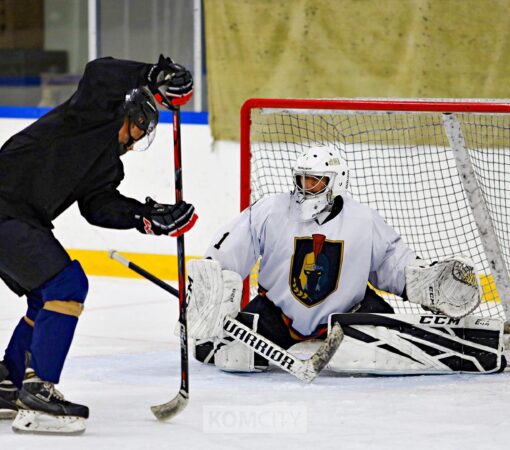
[0,55,196,434]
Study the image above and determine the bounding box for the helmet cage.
[293,172,334,199]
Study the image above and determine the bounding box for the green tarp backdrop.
[204,0,510,141]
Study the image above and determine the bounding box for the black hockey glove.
[135,197,198,237]
[147,55,193,109]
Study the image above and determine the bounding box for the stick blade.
[150,390,188,422]
[308,323,344,376]
[293,323,344,383]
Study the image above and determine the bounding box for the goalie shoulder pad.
[405,255,481,319]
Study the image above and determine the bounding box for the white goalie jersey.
[205,193,416,335]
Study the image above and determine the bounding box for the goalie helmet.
[292,144,349,221]
[124,87,159,152]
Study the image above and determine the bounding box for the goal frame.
[239,97,510,315]
[241,98,510,210]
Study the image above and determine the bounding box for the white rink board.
[0,118,241,257]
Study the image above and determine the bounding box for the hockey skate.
[12,369,89,435]
[0,362,18,419]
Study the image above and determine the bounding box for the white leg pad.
[215,341,262,373]
[215,313,267,373]
[327,333,438,374]
[325,313,504,375]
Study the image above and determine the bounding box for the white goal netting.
[241,99,510,320]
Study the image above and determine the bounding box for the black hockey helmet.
[123,87,159,151]
[124,86,159,132]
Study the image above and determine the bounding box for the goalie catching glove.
[186,259,243,339]
[147,54,193,109]
[405,255,481,319]
[135,196,197,237]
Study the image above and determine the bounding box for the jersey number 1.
[213,232,230,250]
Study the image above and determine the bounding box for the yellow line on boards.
[66,249,198,281]
[67,249,503,305]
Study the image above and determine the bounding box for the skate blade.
[12,409,86,435]
[0,409,17,420]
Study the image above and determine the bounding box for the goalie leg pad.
[326,313,503,375]
[215,313,269,373]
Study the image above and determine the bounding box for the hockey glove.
[147,55,193,109]
[405,256,481,318]
[135,197,198,237]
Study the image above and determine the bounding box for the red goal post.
[239,98,510,320]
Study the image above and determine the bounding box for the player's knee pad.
[30,260,88,318]
[214,313,269,373]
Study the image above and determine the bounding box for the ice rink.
[1,275,509,449]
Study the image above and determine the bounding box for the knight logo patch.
[289,234,344,307]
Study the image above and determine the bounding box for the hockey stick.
[223,316,343,383]
[109,251,344,383]
[109,250,178,297]
[149,106,190,421]
[153,107,189,421]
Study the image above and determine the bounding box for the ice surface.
[0,276,509,449]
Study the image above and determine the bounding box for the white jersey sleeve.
[204,197,272,278]
[368,209,416,295]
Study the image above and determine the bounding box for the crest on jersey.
[289,234,344,307]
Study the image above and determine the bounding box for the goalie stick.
[108,251,344,383]
[223,316,343,383]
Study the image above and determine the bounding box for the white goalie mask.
[292,144,349,221]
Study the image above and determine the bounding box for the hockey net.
[240,98,510,321]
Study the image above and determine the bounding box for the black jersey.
[0,57,153,230]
